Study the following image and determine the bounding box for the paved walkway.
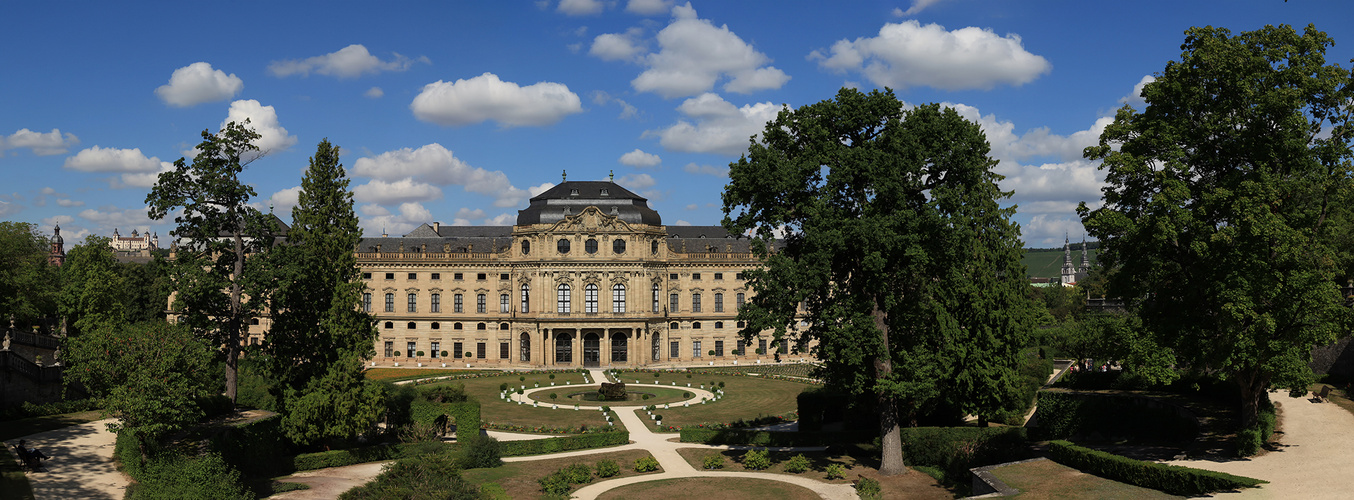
[18,418,128,500]
[271,462,388,500]
[1164,390,1354,499]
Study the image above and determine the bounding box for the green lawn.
[425,371,616,433]
[530,386,693,406]
[613,370,815,431]
[990,458,1180,499]
[462,449,658,499]
[364,367,490,383]
[598,477,820,500]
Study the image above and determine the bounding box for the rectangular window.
[431,273,440,280]
[558,286,571,313]
[736,339,745,355]
[758,339,767,355]
[406,341,416,358]
[431,293,441,313]
[521,287,530,313]
[693,273,701,280]
[408,273,417,280]
[477,273,487,281]
[736,273,744,280]
[477,294,486,313]
[500,294,510,313]
[385,272,394,280]
[670,293,679,312]
[431,341,440,358]
[670,273,678,280]
[362,272,371,280]
[693,340,702,358]
[454,273,463,280]
[612,286,626,313]
[407,293,417,313]
[454,294,464,313]
[384,293,394,313]
[362,293,372,313]
[714,293,723,312]
[737,293,745,309]
[500,273,509,280]
[500,342,509,359]
[670,341,680,359]
[692,293,702,313]
[477,343,486,359]
[715,340,724,356]
[454,342,463,358]
[714,272,723,280]
[585,286,598,313]
[780,341,790,354]
[384,341,393,357]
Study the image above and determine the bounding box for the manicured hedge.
[1048,440,1265,496]
[679,428,872,446]
[291,443,418,471]
[410,386,482,442]
[499,431,629,456]
[1033,391,1197,442]
[209,413,296,478]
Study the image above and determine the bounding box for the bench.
[13,444,41,472]
[1313,385,1332,403]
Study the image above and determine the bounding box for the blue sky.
[3,0,1350,248]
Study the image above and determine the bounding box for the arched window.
[499,322,509,330]
[651,240,659,254]
[454,322,463,330]
[520,284,530,313]
[520,332,531,361]
[585,284,598,313]
[555,332,573,363]
[715,321,723,329]
[612,284,626,313]
[477,323,487,330]
[521,240,530,255]
[557,284,571,313]
[432,322,440,330]
[692,321,702,329]
[669,322,679,329]
[652,283,660,313]
[499,293,509,313]
[407,322,416,329]
[384,321,393,329]
[611,332,627,362]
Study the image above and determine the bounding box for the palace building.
[354,178,801,368]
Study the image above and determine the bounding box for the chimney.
[433,221,441,234]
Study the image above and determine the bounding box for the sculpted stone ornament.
[2,333,10,351]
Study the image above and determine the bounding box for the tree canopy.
[1079,24,1354,425]
[723,88,1031,474]
[0,221,58,326]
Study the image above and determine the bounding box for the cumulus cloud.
[410,73,583,127]
[1022,214,1090,248]
[154,62,243,107]
[896,0,945,16]
[484,213,515,226]
[63,146,174,188]
[56,198,85,208]
[557,0,604,15]
[674,219,692,226]
[616,173,656,190]
[268,44,428,78]
[1,128,80,156]
[0,200,19,217]
[1119,75,1155,108]
[683,162,728,176]
[811,20,1050,91]
[78,206,156,231]
[592,91,639,119]
[627,0,672,15]
[622,3,788,97]
[220,100,298,155]
[262,186,303,215]
[619,149,661,168]
[365,87,385,98]
[359,202,432,237]
[649,93,780,156]
[590,28,647,61]
[352,143,539,208]
[455,208,487,220]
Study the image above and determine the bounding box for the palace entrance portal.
[583,332,601,367]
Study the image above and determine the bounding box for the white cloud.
[592,91,639,119]
[943,102,1110,164]
[616,173,656,190]
[268,44,427,78]
[674,219,692,226]
[619,149,661,168]
[264,186,303,215]
[897,0,945,16]
[1119,75,1155,108]
[627,0,672,15]
[484,213,515,226]
[1022,215,1088,248]
[0,200,19,217]
[684,204,697,210]
[811,20,1050,91]
[1,128,80,156]
[557,0,605,15]
[63,146,174,188]
[455,208,487,221]
[649,93,780,156]
[365,87,385,98]
[683,162,728,177]
[154,62,243,107]
[78,206,156,231]
[410,73,583,127]
[353,178,444,205]
[359,202,432,237]
[527,183,556,197]
[42,214,74,226]
[627,3,789,97]
[221,100,298,155]
[55,198,84,208]
[590,28,647,61]
[352,143,537,208]
[119,164,175,188]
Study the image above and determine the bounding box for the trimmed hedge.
[291,443,415,471]
[499,431,629,456]
[410,385,482,442]
[679,428,873,446]
[209,414,296,478]
[1033,391,1197,442]
[1048,440,1265,496]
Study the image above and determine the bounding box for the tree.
[58,236,127,337]
[0,221,59,326]
[147,121,278,403]
[1079,24,1354,426]
[261,139,382,443]
[723,88,1031,475]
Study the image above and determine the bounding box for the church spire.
[1060,234,1077,287]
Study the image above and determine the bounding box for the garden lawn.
[461,449,658,499]
[363,368,487,383]
[677,448,951,499]
[1311,382,1354,419]
[690,363,819,380]
[989,458,1181,500]
[597,477,820,500]
[424,371,614,433]
[615,370,814,431]
[1,447,35,500]
[530,386,692,406]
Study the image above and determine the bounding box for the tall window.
[692,293,702,313]
[652,284,660,312]
[670,341,680,359]
[557,284,571,313]
[454,293,464,313]
[500,294,509,313]
[612,284,626,313]
[714,293,723,312]
[383,341,393,357]
[407,293,417,312]
[384,293,394,312]
[693,340,702,358]
[430,341,440,358]
[520,284,530,313]
[362,293,371,313]
[670,293,679,312]
[406,341,416,358]
[736,292,745,310]
[431,293,441,313]
[476,293,486,313]
[584,284,598,313]
[715,340,724,356]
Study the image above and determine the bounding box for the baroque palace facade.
[355,179,802,369]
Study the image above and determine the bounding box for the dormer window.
[570,189,579,196]
[600,189,609,196]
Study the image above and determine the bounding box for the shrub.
[1033,391,1197,442]
[550,393,558,400]
[539,470,572,495]
[683,392,692,398]
[416,351,425,357]
[686,373,693,378]
[520,376,526,381]
[856,477,882,500]
[825,463,846,480]
[634,456,660,472]
[562,463,593,484]
[783,454,810,473]
[550,374,557,379]
[457,435,502,469]
[126,451,253,500]
[642,394,650,400]
[499,383,508,391]
[702,454,725,469]
[1234,428,1262,457]
[741,449,771,470]
[498,432,629,457]
[709,350,715,356]
[654,373,660,378]
[341,453,480,500]
[1048,440,1265,496]
[595,459,620,478]
[718,381,725,388]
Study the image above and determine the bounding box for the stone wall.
[1310,336,1354,378]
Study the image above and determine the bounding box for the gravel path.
[271,461,390,500]
[18,418,128,500]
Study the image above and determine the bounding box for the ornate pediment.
[547,206,635,233]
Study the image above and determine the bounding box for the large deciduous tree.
[58,236,127,336]
[723,88,1031,475]
[1079,24,1354,426]
[147,121,277,403]
[0,221,59,326]
[262,139,383,444]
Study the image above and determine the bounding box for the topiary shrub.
[595,459,620,478]
[741,449,771,470]
[416,351,425,357]
[825,463,845,479]
[702,454,725,469]
[634,456,660,472]
[783,454,810,473]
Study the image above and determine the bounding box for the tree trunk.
[225,230,244,403]
[873,306,907,476]
[1237,370,1267,429]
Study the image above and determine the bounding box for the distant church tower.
[49,224,65,267]
[1060,235,1078,287]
